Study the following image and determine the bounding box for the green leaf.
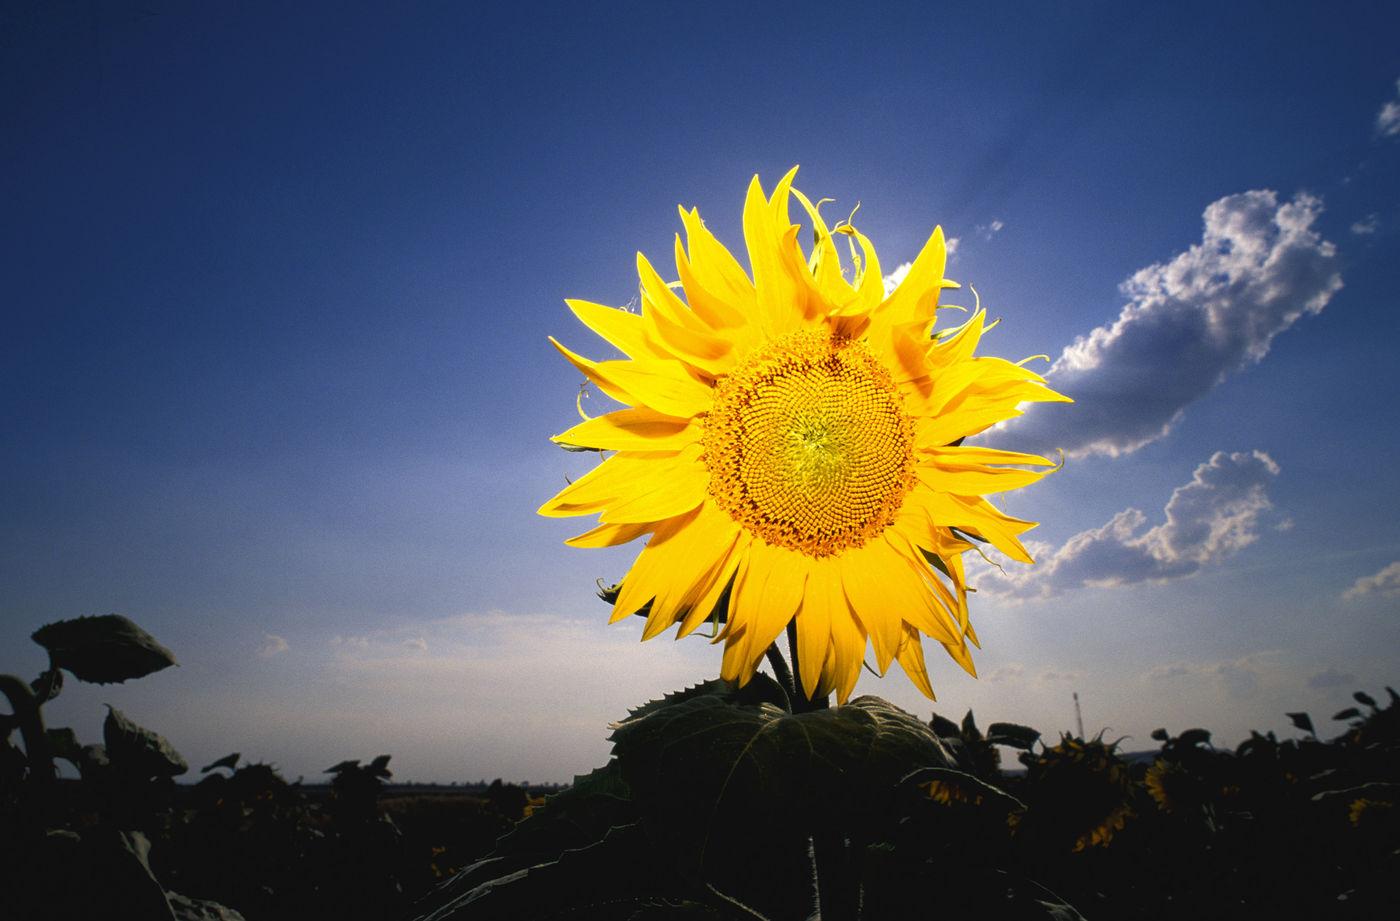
[987,722,1042,750]
[613,693,952,854]
[31,667,63,703]
[903,766,1026,811]
[103,706,187,777]
[619,675,788,725]
[45,727,83,765]
[31,615,177,685]
[200,752,240,774]
[1177,728,1212,748]
[929,712,961,738]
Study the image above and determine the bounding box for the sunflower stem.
[764,643,795,706]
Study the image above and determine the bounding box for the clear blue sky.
[3,0,1398,782]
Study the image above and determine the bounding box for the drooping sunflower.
[539,168,1068,703]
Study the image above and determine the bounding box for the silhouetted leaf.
[929,712,961,738]
[324,759,360,774]
[200,752,240,774]
[45,727,83,765]
[613,692,952,863]
[32,615,177,684]
[1150,728,1169,742]
[1286,712,1315,735]
[1354,691,1378,709]
[987,722,1042,750]
[1178,728,1212,748]
[368,754,393,777]
[104,706,187,777]
[961,708,981,739]
[166,891,248,920]
[31,667,62,703]
[1332,707,1362,722]
[619,674,788,725]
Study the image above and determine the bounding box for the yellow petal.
[727,539,807,682]
[550,338,714,418]
[795,558,838,700]
[565,520,654,549]
[677,206,756,318]
[895,626,936,700]
[743,170,805,339]
[565,299,670,361]
[553,408,701,452]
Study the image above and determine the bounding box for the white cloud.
[1350,214,1380,235]
[1342,561,1400,601]
[1307,667,1358,690]
[330,634,370,649]
[403,637,428,652]
[995,190,1342,458]
[883,239,962,296]
[977,219,1004,240]
[1146,651,1281,699]
[984,662,1025,682]
[1376,78,1400,138]
[973,450,1280,601]
[258,634,289,658]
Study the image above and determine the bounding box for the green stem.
[763,644,795,705]
[0,672,54,789]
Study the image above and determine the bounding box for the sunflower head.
[1014,736,1134,852]
[541,168,1069,703]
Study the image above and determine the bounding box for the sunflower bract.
[540,168,1070,703]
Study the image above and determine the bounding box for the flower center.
[702,330,916,556]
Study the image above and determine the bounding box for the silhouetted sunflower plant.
[409,170,1078,920]
[0,614,248,919]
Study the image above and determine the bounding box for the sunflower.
[539,168,1068,703]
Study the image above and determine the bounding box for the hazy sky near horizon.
[4,0,1399,783]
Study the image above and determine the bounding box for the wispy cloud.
[258,634,289,658]
[1307,667,1358,690]
[403,637,428,652]
[1342,561,1400,601]
[1350,214,1380,235]
[973,450,1280,601]
[1146,650,1281,699]
[976,218,1004,240]
[1375,78,1400,138]
[996,190,1341,458]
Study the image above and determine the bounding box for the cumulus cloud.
[973,450,1280,601]
[1342,561,1400,601]
[1307,667,1358,690]
[883,240,961,296]
[1376,78,1400,138]
[258,634,289,658]
[996,190,1341,458]
[1350,214,1379,235]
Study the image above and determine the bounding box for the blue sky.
[3,0,1399,783]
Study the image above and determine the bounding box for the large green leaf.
[31,614,177,685]
[987,722,1042,750]
[611,693,952,878]
[104,706,188,777]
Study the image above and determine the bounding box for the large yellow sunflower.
[539,168,1068,703]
